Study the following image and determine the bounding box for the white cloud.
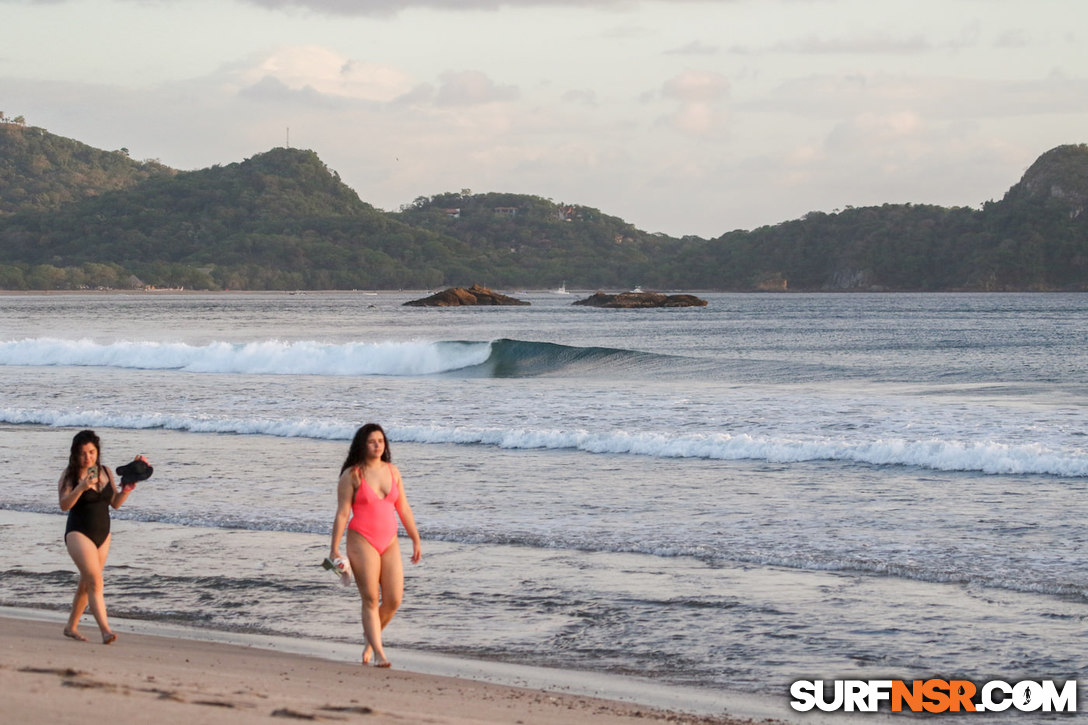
[664,40,720,56]
[562,89,599,106]
[656,70,730,136]
[661,70,729,102]
[230,46,414,103]
[665,102,727,136]
[825,110,925,148]
[222,0,709,17]
[773,33,932,55]
[993,29,1030,49]
[750,72,1088,120]
[0,0,672,10]
[433,70,520,106]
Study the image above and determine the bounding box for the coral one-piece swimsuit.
[347,464,400,554]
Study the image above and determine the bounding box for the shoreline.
[0,507,793,723]
[0,608,785,724]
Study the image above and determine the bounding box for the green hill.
[670,144,1088,291]
[0,138,482,290]
[0,121,173,216]
[394,191,677,289]
[0,122,1085,291]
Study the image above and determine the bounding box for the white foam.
[391,425,1088,476]
[4,407,1085,478]
[0,407,356,441]
[0,338,493,376]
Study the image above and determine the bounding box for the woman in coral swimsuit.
[330,423,422,667]
[57,430,147,645]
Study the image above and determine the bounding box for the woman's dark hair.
[63,429,104,487]
[341,423,392,473]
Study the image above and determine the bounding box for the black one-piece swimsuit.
[65,477,114,548]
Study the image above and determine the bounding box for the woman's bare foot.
[63,628,88,642]
[102,631,117,645]
[363,642,389,667]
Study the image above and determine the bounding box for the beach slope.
[0,616,760,724]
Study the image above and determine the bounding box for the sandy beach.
[0,614,771,725]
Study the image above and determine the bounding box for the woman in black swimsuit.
[57,430,145,644]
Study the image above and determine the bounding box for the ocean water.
[1,291,1086,719]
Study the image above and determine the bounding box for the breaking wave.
[2,407,1085,477]
[0,337,666,378]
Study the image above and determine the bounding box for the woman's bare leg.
[377,539,404,631]
[65,532,115,643]
[347,532,391,665]
[64,577,89,640]
[358,541,405,663]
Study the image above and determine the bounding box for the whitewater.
[0,337,495,375]
[1,290,1086,720]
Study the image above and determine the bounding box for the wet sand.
[0,614,772,724]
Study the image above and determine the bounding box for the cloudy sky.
[2,0,1086,237]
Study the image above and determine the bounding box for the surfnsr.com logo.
[790,679,1077,713]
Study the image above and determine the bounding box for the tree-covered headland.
[0,119,1085,291]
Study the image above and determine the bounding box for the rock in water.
[572,291,707,308]
[404,284,530,307]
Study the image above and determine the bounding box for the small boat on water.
[552,282,570,295]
